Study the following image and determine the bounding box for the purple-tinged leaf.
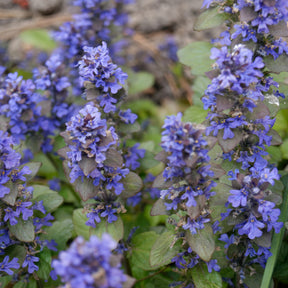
[240,6,257,22]
[205,69,220,80]
[216,95,236,112]
[269,21,288,37]
[210,163,226,179]
[247,102,270,120]
[79,156,98,176]
[57,146,70,159]
[217,129,242,153]
[103,149,123,168]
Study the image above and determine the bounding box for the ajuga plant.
[59,42,143,230]
[169,0,288,287]
[51,234,129,288]
[1,0,288,287]
[0,130,62,284]
[53,0,134,94]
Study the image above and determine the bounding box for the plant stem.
[260,174,288,288]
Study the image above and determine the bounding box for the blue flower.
[0,256,20,275]
[238,214,265,239]
[22,255,39,274]
[52,234,126,288]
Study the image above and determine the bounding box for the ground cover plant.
[0,0,288,287]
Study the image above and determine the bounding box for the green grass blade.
[260,174,288,288]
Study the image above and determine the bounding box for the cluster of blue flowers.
[0,131,55,277]
[61,42,142,226]
[52,234,127,288]
[53,0,134,94]
[201,0,285,281]
[0,71,42,144]
[158,113,220,275]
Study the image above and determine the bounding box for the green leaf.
[281,139,288,159]
[43,219,73,250]
[63,160,99,201]
[20,162,42,182]
[1,181,18,206]
[33,185,64,213]
[194,7,229,31]
[191,264,222,288]
[130,231,159,271]
[186,224,215,262]
[260,174,288,288]
[150,231,181,269]
[9,219,35,242]
[90,217,124,243]
[128,71,155,94]
[73,208,90,240]
[183,106,207,123]
[264,54,288,73]
[0,276,12,287]
[177,42,214,75]
[121,172,143,198]
[37,248,52,280]
[5,245,26,266]
[20,29,56,52]
[193,76,211,106]
[118,122,141,134]
[150,199,168,216]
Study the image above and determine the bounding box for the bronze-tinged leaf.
[57,146,70,159]
[186,224,215,262]
[240,6,257,22]
[2,182,18,206]
[152,173,171,189]
[103,149,123,168]
[150,199,168,216]
[216,95,236,112]
[205,69,220,80]
[20,162,42,181]
[210,163,226,179]
[217,129,242,153]
[269,20,288,37]
[154,151,168,163]
[247,102,270,120]
[267,129,282,146]
[63,160,99,201]
[79,156,98,176]
[121,172,143,198]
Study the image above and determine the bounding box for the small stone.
[29,0,63,15]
